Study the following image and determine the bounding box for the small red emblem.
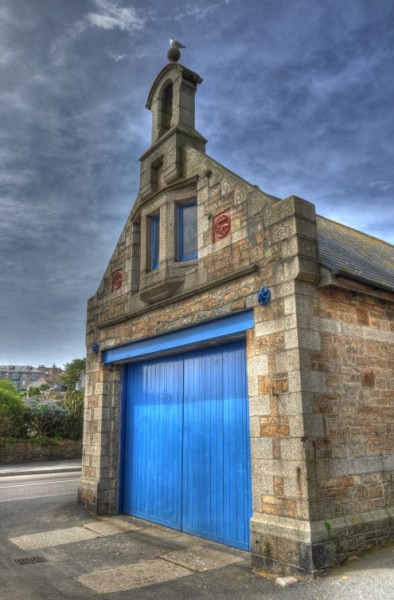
[112,270,123,291]
[213,211,231,242]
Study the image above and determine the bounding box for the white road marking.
[0,492,76,503]
[2,478,79,489]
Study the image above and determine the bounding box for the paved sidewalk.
[0,458,82,477]
[2,506,394,600]
[0,462,393,599]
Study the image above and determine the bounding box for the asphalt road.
[0,472,79,503]
[0,465,393,600]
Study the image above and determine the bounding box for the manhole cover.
[15,556,47,565]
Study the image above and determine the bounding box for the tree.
[0,380,26,437]
[61,358,86,391]
[59,391,84,440]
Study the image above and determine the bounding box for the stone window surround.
[140,188,198,276]
[138,186,198,304]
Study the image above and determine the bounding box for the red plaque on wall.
[213,210,231,243]
[112,270,123,291]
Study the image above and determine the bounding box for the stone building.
[0,364,63,391]
[79,54,394,575]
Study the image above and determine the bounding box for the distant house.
[0,366,47,391]
[0,364,64,392]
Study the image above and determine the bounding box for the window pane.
[150,213,160,270]
[180,202,197,260]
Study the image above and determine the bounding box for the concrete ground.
[0,460,393,599]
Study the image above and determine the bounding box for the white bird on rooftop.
[170,36,186,49]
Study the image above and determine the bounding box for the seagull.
[170,36,186,49]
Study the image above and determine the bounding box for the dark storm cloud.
[0,0,393,365]
[194,0,394,236]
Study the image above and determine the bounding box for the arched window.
[158,82,173,137]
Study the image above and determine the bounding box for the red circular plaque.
[112,270,123,291]
[214,213,231,239]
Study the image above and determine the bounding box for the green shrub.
[0,380,27,437]
[24,399,67,438]
[27,384,50,398]
[0,384,84,441]
[59,391,84,440]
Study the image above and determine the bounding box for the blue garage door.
[122,340,252,550]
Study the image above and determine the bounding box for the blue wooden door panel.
[222,342,252,548]
[122,340,251,550]
[123,356,183,528]
[182,347,224,540]
[182,342,251,550]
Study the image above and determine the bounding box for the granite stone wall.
[0,439,82,463]
[250,282,394,575]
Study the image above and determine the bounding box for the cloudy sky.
[1,0,393,368]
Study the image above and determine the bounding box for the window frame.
[177,199,197,262]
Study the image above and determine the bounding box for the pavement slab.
[9,526,99,550]
[161,545,246,572]
[83,517,143,536]
[9,518,142,552]
[75,558,193,594]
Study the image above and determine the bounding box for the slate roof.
[316,216,394,293]
[0,365,43,372]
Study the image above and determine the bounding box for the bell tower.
[139,58,206,201]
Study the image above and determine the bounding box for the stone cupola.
[139,62,207,201]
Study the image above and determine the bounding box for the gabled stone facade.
[79,58,394,575]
